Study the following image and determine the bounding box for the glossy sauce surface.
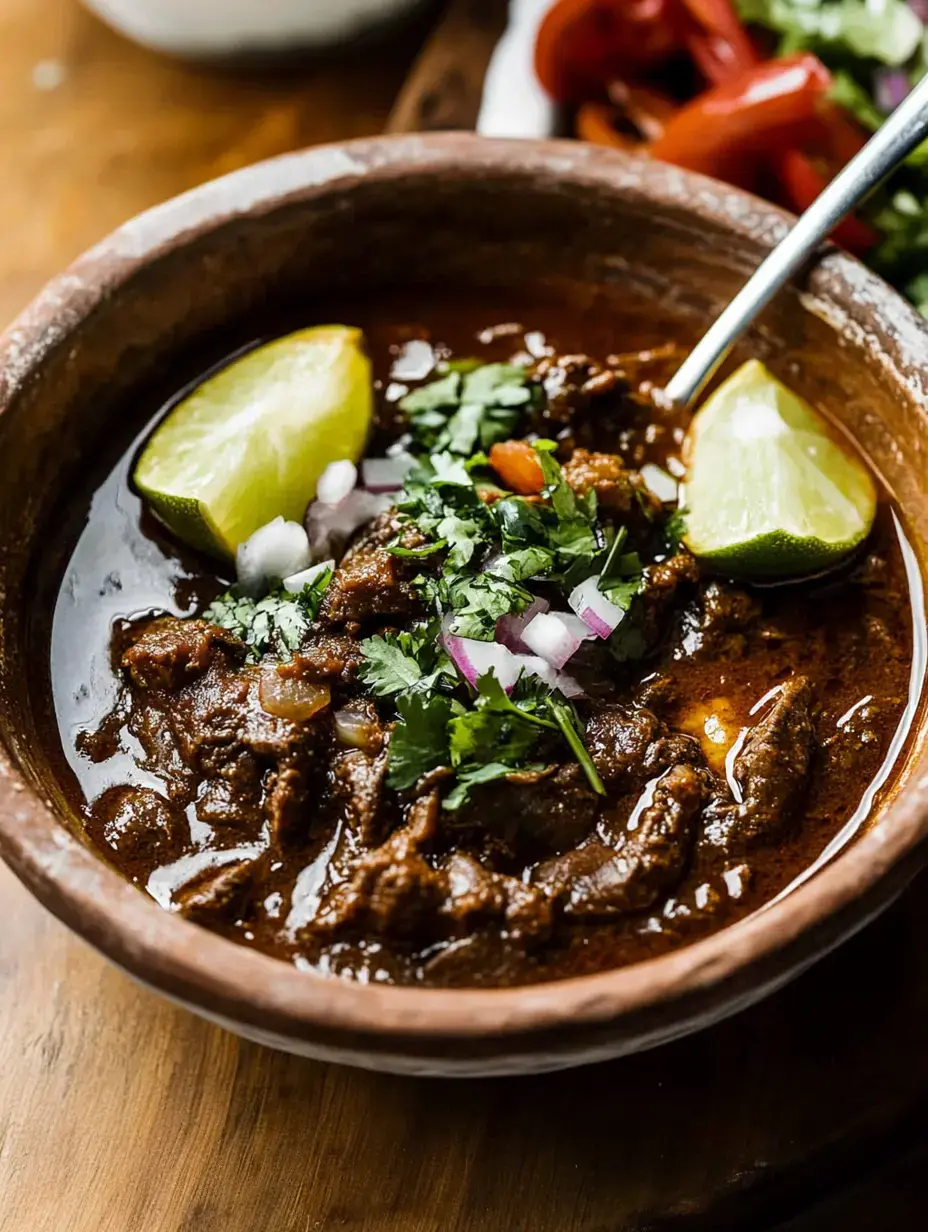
[42,295,926,986]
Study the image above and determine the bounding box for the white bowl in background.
[81,0,424,55]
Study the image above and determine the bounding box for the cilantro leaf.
[399,372,461,415]
[444,573,535,640]
[486,545,556,582]
[386,693,454,789]
[399,362,536,455]
[203,564,333,661]
[359,621,451,698]
[443,761,546,811]
[663,506,688,554]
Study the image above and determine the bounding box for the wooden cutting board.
[1,2,926,1229]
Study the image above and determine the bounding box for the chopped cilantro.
[398,361,537,455]
[203,563,333,660]
[486,545,556,583]
[358,621,453,698]
[443,572,536,640]
[664,506,688,554]
[386,692,455,790]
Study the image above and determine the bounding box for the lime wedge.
[682,359,876,577]
[134,326,372,558]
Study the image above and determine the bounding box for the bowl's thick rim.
[2,132,928,1048]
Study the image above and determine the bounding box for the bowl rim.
[2,131,927,1047]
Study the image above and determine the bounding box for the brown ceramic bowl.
[1,134,927,1076]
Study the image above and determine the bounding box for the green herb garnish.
[399,361,537,455]
[204,563,333,660]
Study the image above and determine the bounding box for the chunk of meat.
[562,448,662,518]
[441,852,553,940]
[309,793,442,939]
[279,632,364,685]
[535,764,705,917]
[333,748,391,848]
[822,696,894,776]
[640,552,700,647]
[454,763,600,854]
[586,703,706,789]
[309,793,552,945]
[120,616,330,849]
[703,677,814,852]
[122,618,245,690]
[532,353,625,424]
[85,785,185,867]
[175,857,258,924]
[320,547,424,624]
[679,581,761,660]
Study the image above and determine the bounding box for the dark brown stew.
[45,297,924,987]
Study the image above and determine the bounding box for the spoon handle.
[663,69,928,410]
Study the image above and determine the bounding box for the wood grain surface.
[1,1,927,1229]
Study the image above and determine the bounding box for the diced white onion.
[316,459,358,506]
[521,611,591,670]
[495,597,550,652]
[305,489,392,561]
[568,574,626,639]
[362,454,415,493]
[386,433,413,456]
[282,559,335,595]
[639,463,678,503]
[236,517,312,597]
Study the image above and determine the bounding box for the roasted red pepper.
[649,53,833,186]
[534,0,754,103]
[774,149,879,255]
[678,0,758,83]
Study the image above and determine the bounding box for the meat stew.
[44,296,924,988]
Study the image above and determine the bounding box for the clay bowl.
[1,134,927,1077]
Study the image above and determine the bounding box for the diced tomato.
[488,441,546,495]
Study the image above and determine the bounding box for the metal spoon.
[662,69,928,411]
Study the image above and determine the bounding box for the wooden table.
[2,2,928,1228]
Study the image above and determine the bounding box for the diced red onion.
[495,596,550,652]
[443,624,523,692]
[362,454,415,493]
[236,516,312,596]
[639,463,679,503]
[316,459,358,506]
[515,655,585,699]
[282,559,334,595]
[305,489,392,561]
[874,66,911,114]
[521,611,591,670]
[908,1,928,26]
[569,575,626,639]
